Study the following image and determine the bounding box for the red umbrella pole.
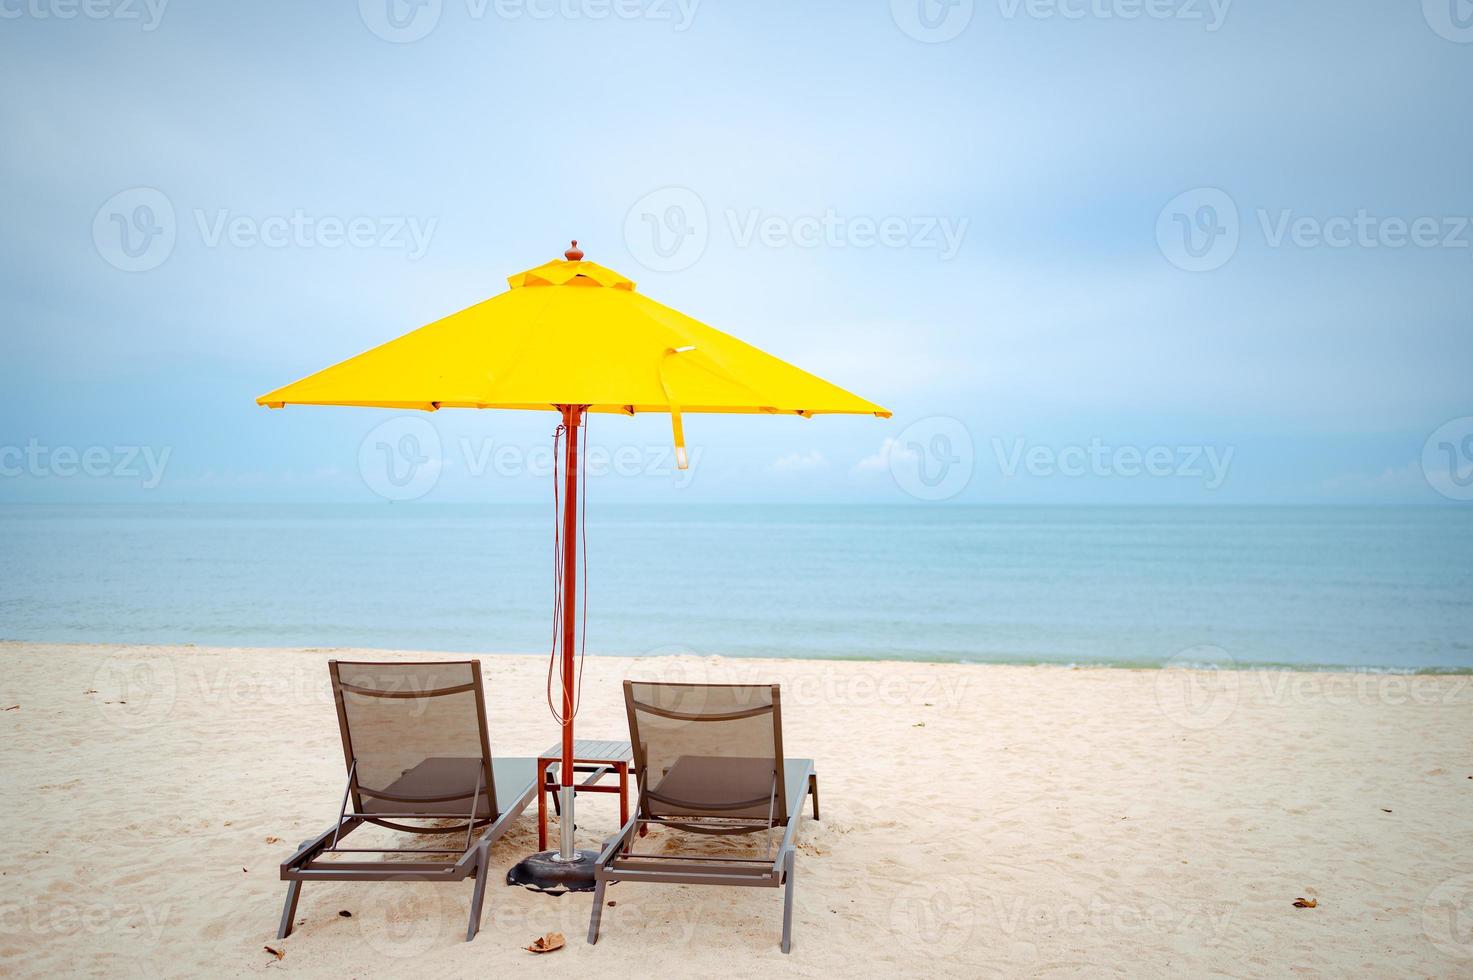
[508,402,598,887]
[556,404,583,861]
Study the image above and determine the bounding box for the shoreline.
[4,638,1469,675]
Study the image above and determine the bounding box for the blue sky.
[2,0,1471,505]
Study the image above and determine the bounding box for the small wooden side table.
[536,739,636,852]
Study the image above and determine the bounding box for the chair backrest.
[624,681,787,825]
[329,660,498,818]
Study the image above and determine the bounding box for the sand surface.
[1,642,1470,977]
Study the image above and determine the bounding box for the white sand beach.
[1,642,1470,977]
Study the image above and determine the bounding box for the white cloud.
[1321,461,1425,496]
[853,437,911,474]
[770,450,829,474]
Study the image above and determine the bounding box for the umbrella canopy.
[256,242,888,881]
[257,252,890,439]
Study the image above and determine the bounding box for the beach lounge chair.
[587,681,819,953]
[276,660,537,942]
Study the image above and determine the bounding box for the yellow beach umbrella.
[257,242,889,882]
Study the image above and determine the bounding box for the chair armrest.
[596,812,642,866]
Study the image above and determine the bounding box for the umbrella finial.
[564,240,584,261]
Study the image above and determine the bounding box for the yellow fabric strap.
[659,346,695,470]
[670,406,687,470]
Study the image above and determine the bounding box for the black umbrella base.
[507,850,599,893]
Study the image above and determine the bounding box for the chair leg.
[277,880,302,939]
[465,842,490,942]
[780,849,796,953]
[586,878,607,945]
[809,772,820,820]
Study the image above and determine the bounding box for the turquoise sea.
[2,504,1470,672]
